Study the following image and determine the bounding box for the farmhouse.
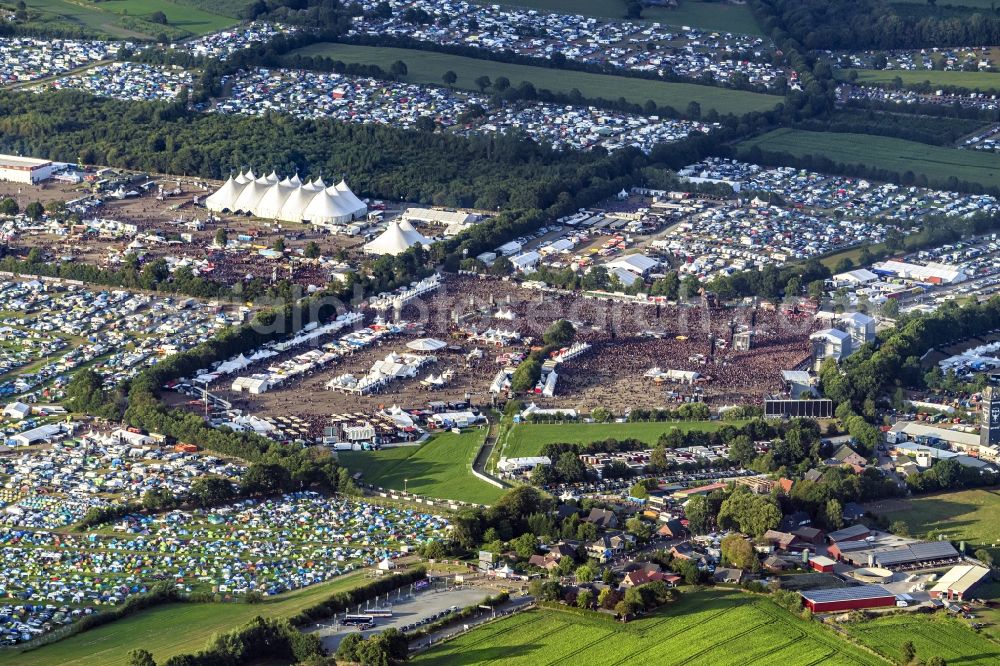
[799,585,896,613]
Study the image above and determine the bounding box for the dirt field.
[1,173,383,287]
[201,275,816,430]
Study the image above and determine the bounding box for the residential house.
[831,444,868,472]
[585,507,619,530]
[656,519,686,539]
[713,568,745,584]
[803,468,823,483]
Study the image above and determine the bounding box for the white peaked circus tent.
[278,178,322,222]
[255,177,296,219]
[204,171,365,224]
[334,179,367,216]
[305,186,354,225]
[232,174,271,213]
[364,220,426,256]
[205,175,244,212]
[397,219,429,245]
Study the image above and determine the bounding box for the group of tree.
[821,294,1000,412]
[335,627,407,666]
[752,0,1000,51]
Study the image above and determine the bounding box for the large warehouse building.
[799,585,897,613]
[0,154,56,184]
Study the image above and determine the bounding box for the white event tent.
[205,170,367,224]
[363,220,428,256]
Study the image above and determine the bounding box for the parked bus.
[367,608,393,618]
[343,614,374,626]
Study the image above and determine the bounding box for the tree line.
[752,0,1000,51]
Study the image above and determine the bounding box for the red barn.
[799,585,896,613]
[808,556,836,573]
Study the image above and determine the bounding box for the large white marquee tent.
[363,220,428,256]
[205,170,367,224]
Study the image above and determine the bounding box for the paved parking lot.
[308,585,490,652]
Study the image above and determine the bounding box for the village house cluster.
[351,0,787,90]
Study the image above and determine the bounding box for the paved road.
[472,414,508,488]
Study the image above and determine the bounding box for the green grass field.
[844,613,1000,666]
[21,0,236,39]
[839,68,1000,92]
[738,128,1000,190]
[290,43,782,115]
[501,420,730,459]
[467,0,763,35]
[868,487,1000,548]
[0,570,369,666]
[338,429,502,505]
[412,589,883,666]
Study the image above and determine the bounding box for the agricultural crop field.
[499,419,730,459]
[0,571,371,666]
[338,429,503,505]
[412,589,883,665]
[467,0,764,35]
[838,68,1000,92]
[21,0,236,39]
[289,43,782,115]
[844,614,1000,666]
[738,128,1000,190]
